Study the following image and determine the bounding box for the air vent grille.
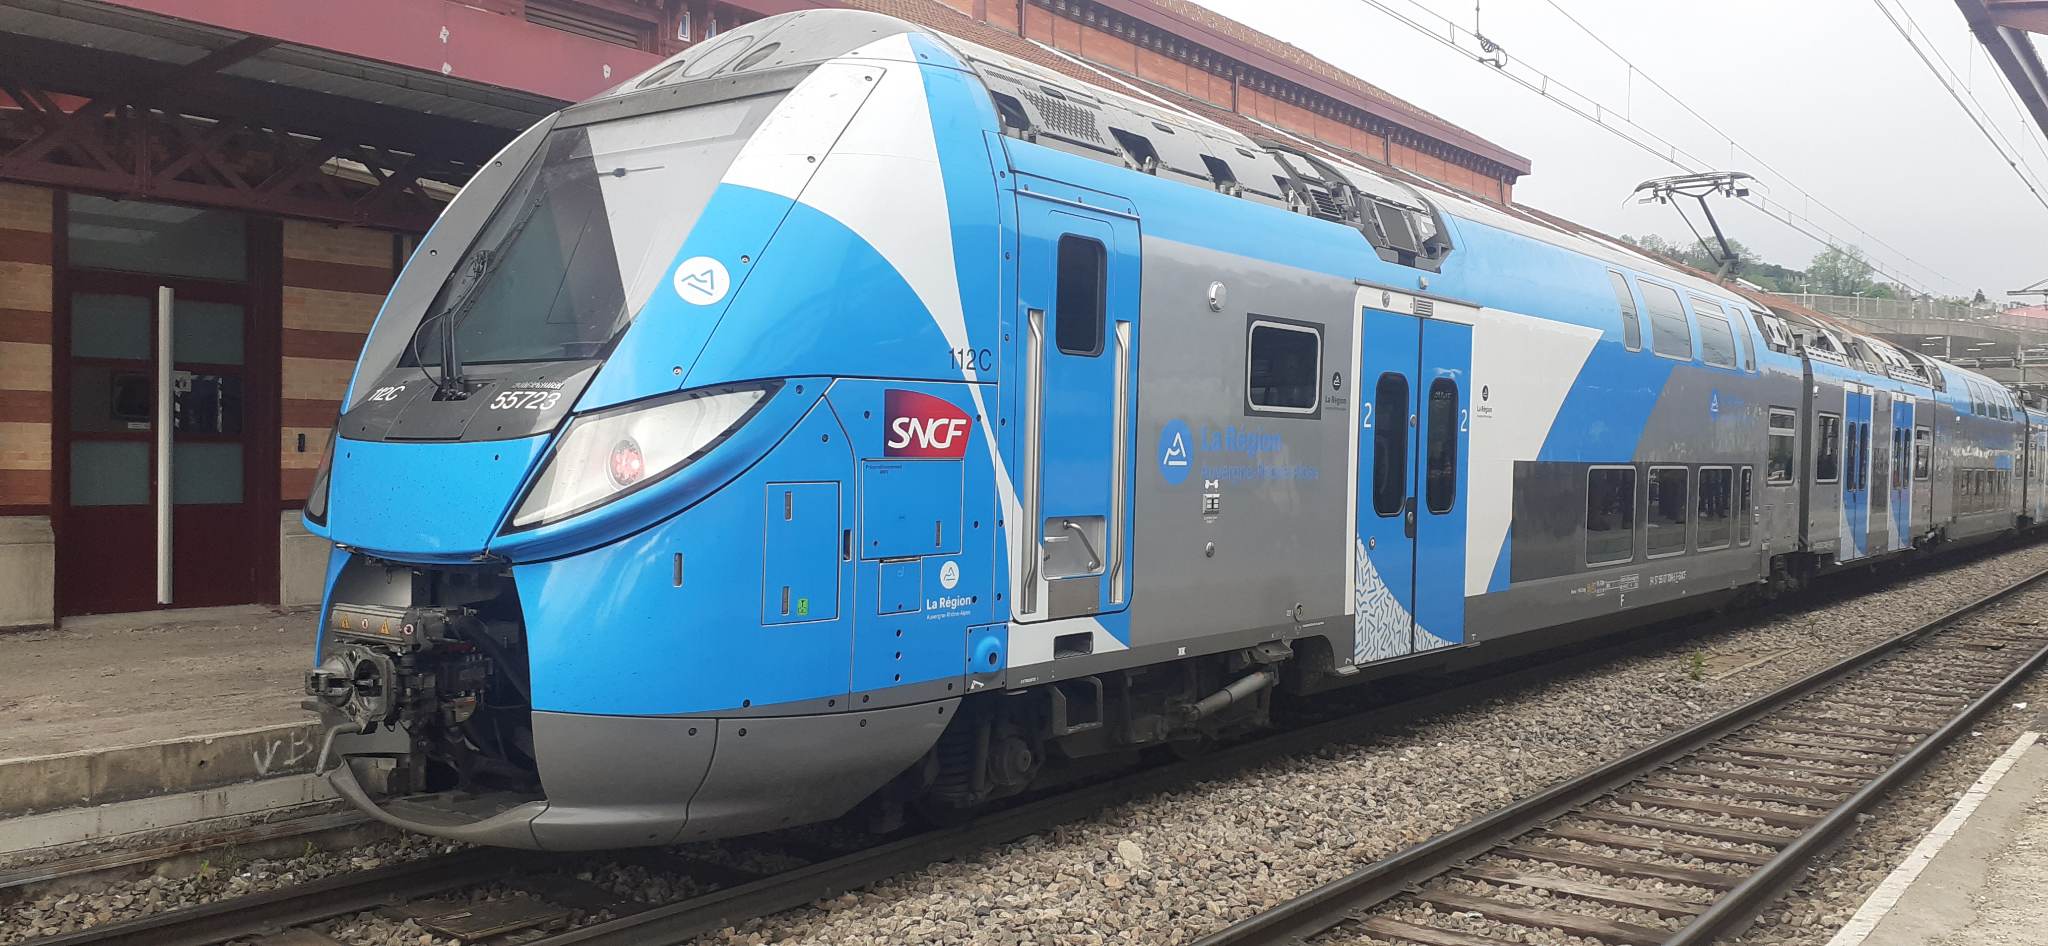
[1022,90,1105,143]
[1413,298,1436,318]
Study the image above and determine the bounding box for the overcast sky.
[1187,0,2048,300]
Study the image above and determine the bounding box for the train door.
[1349,295,1469,666]
[1891,396,1916,549]
[1842,388,1873,560]
[1013,193,1140,623]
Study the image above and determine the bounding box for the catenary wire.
[1339,0,1957,296]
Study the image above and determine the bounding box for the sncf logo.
[884,390,971,459]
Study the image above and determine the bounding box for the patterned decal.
[1352,538,1456,665]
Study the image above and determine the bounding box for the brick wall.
[0,183,53,512]
[278,221,396,504]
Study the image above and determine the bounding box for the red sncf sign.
[883,389,971,459]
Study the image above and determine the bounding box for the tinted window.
[1426,379,1458,513]
[1607,271,1642,351]
[1648,466,1690,557]
[1372,373,1408,516]
[1767,408,1797,484]
[1816,413,1841,483]
[1247,321,1320,413]
[1737,467,1754,546]
[1055,235,1105,356]
[1697,466,1733,549]
[1640,283,1693,359]
[1694,305,1738,368]
[1586,467,1635,566]
[1915,427,1931,479]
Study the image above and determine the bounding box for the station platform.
[1829,712,2048,946]
[0,607,327,854]
[0,606,316,761]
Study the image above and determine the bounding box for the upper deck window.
[1639,283,1693,360]
[1606,271,1642,352]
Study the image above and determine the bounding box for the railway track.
[1192,566,2048,946]
[20,556,2047,946]
[21,591,1782,946]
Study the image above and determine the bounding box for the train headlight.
[508,383,777,530]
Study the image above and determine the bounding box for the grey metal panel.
[679,700,956,840]
[1122,235,1354,656]
[529,711,716,849]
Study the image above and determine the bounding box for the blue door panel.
[1843,391,1872,560]
[1015,191,1140,621]
[1354,308,1420,665]
[1414,319,1470,649]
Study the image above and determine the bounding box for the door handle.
[1404,497,1417,539]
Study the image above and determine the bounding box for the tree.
[1806,245,1877,296]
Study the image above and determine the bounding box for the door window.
[1915,427,1932,479]
[1372,373,1409,516]
[1424,379,1458,513]
[1054,235,1106,356]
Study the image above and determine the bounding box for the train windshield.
[407,92,782,369]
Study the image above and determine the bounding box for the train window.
[1647,466,1690,558]
[1640,283,1694,360]
[1606,271,1642,352]
[1816,413,1842,483]
[1372,373,1408,516]
[1915,427,1932,480]
[1693,304,1738,369]
[1767,408,1797,484]
[1054,235,1106,356]
[1737,467,1754,546]
[1425,379,1459,514]
[1697,466,1734,550]
[1585,466,1636,567]
[1246,320,1321,414]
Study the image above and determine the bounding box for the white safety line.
[1822,729,2041,946]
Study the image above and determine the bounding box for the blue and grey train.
[301,9,2047,850]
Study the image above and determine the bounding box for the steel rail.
[23,848,522,946]
[1190,564,2048,946]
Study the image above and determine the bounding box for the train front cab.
[300,12,1056,850]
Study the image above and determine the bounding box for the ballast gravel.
[7,543,2048,946]
[689,543,2048,946]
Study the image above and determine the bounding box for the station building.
[0,0,1528,628]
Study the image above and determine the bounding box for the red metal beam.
[1987,0,2048,33]
[90,0,666,103]
[1958,0,2048,140]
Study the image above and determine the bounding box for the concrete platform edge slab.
[0,773,338,857]
[0,722,322,818]
[1828,729,2045,946]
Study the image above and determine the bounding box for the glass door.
[59,280,257,614]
